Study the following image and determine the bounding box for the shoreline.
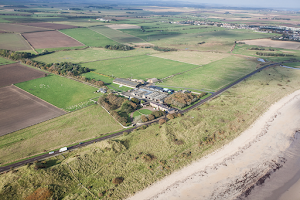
[127,89,300,200]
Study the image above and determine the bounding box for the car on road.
[49,151,54,154]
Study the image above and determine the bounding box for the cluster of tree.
[104,44,134,51]
[164,92,201,108]
[78,76,104,86]
[141,110,165,122]
[153,46,177,52]
[99,94,138,125]
[249,47,275,51]
[47,62,90,76]
[0,49,32,60]
[256,52,294,57]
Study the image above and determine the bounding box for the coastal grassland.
[15,74,99,110]
[81,55,198,80]
[233,44,300,62]
[0,57,15,66]
[89,26,145,43]
[156,55,260,91]
[149,29,278,52]
[0,33,31,51]
[2,66,300,200]
[151,51,230,65]
[59,28,118,47]
[0,105,122,166]
[32,47,159,64]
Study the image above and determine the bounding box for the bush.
[25,188,52,200]
[159,118,166,125]
[141,115,148,122]
[148,114,155,121]
[151,111,164,118]
[141,154,155,162]
[112,177,124,185]
[166,114,175,120]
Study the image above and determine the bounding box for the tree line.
[164,92,205,109]
[256,52,294,57]
[105,45,134,51]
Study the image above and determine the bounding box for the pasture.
[15,74,100,111]
[0,57,15,66]
[21,22,78,30]
[0,33,32,51]
[157,55,260,91]
[59,28,118,47]
[0,104,122,165]
[33,47,158,63]
[0,63,45,87]
[81,55,198,80]
[151,51,230,65]
[22,30,84,49]
[2,66,300,199]
[0,85,66,137]
[89,26,145,43]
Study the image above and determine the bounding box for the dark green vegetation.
[15,74,99,111]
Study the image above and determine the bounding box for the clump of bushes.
[165,92,206,108]
[112,177,124,185]
[105,44,134,51]
[153,46,177,52]
[141,153,155,162]
[25,188,52,200]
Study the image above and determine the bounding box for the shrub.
[148,114,155,121]
[167,114,175,120]
[141,115,148,122]
[112,177,124,185]
[25,188,52,200]
[159,118,166,125]
[141,154,155,162]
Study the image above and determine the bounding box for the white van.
[59,147,68,152]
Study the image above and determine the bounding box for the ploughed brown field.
[22,30,84,49]
[0,85,66,136]
[0,63,46,87]
[0,23,51,33]
[240,39,300,50]
[20,22,78,30]
[0,30,7,33]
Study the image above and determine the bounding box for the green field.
[15,74,99,111]
[2,66,300,199]
[0,57,15,66]
[33,47,158,64]
[157,55,260,91]
[60,28,118,47]
[89,26,145,43]
[0,105,122,165]
[35,46,87,54]
[81,55,198,80]
[133,109,152,117]
[0,33,31,51]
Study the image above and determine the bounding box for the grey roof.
[113,78,140,88]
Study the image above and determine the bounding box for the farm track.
[0,62,280,173]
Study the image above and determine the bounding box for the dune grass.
[1,66,300,199]
[15,74,99,110]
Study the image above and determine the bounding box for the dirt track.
[22,30,84,49]
[0,63,46,87]
[0,85,66,136]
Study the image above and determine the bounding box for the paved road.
[0,62,279,173]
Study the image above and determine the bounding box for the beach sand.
[127,89,300,200]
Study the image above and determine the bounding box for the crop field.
[2,66,300,199]
[0,104,122,165]
[0,63,46,87]
[157,55,260,91]
[53,21,105,27]
[0,85,66,137]
[0,33,32,51]
[15,74,100,111]
[81,55,198,80]
[89,26,145,43]
[0,23,51,33]
[33,47,158,63]
[0,57,14,66]
[59,28,118,47]
[22,30,84,49]
[20,22,78,30]
[240,39,300,50]
[151,51,231,65]
[106,24,141,30]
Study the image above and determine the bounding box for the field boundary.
[149,54,199,66]
[19,33,38,54]
[88,27,121,44]
[58,30,85,46]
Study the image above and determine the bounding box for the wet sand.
[127,90,300,200]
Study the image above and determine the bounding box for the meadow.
[89,26,145,44]
[59,28,118,47]
[81,55,198,80]
[33,47,158,64]
[0,105,122,166]
[284,62,300,68]
[0,57,15,66]
[15,74,100,111]
[157,55,260,91]
[2,66,300,199]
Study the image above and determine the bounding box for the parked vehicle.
[59,147,68,152]
[49,151,54,154]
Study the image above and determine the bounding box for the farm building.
[113,78,141,88]
[150,102,175,113]
[147,78,159,83]
[97,88,107,93]
[130,87,168,103]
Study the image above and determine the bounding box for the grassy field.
[33,47,159,64]
[133,109,152,117]
[157,55,260,91]
[151,51,230,65]
[81,55,198,80]
[284,62,300,68]
[2,66,300,199]
[15,74,99,111]
[0,105,122,166]
[0,57,15,66]
[89,26,145,44]
[0,33,31,51]
[35,46,88,54]
[60,28,118,47]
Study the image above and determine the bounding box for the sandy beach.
[127,89,300,200]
